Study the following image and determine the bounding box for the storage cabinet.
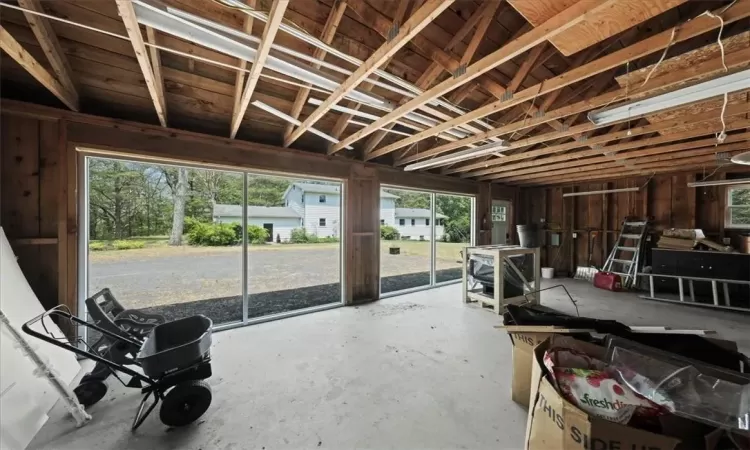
[651,249,750,305]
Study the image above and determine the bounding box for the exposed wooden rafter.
[400,44,750,168]
[232,0,257,126]
[0,25,78,111]
[328,0,412,153]
[333,0,619,155]
[283,0,347,143]
[17,0,78,105]
[115,0,167,126]
[284,0,455,148]
[230,0,289,139]
[374,1,750,159]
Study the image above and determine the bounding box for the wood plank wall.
[517,173,747,275]
[1,101,493,326]
[1,115,63,312]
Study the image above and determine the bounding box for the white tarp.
[0,227,81,450]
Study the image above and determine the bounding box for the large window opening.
[380,187,474,295]
[83,156,342,333]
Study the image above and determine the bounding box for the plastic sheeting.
[0,227,81,450]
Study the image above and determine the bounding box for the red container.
[593,271,622,292]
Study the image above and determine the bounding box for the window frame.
[411,219,416,226]
[380,219,385,225]
[399,218,405,226]
[425,218,430,226]
[726,184,750,229]
[319,217,326,226]
[319,194,326,203]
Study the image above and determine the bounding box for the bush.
[319,236,339,243]
[290,227,310,243]
[445,216,471,243]
[246,224,269,244]
[183,217,201,235]
[380,225,400,240]
[112,240,146,250]
[89,241,106,251]
[187,222,239,246]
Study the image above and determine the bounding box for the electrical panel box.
[550,232,561,247]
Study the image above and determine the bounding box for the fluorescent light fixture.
[404,141,508,171]
[251,101,353,149]
[687,178,750,188]
[562,187,639,197]
[730,151,750,166]
[215,0,498,135]
[588,69,750,126]
[306,98,468,142]
[133,1,389,108]
[348,120,412,137]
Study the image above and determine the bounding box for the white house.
[213,205,301,242]
[391,208,447,241]
[213,182,446,241]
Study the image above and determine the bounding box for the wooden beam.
[232,0,257,127]
[375,1,750,160]
[283,0,347,142]
[17,0,78,103]
[516,149,748,186]
[115,0,167,126]
[230,0,289,139]
[399,45,750,166]
[285,0,454,148]
[490,133,750,182]
[144,26,166,123]
[455,102,750,176]
[329,0,411,150]
[458,1,498,68]
[0,26,78,111]
[336,0,618,155]
[414,0,492,89]
[480,129,750,181]
[506,43,547,94]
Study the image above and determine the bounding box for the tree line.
[88,158,472,244]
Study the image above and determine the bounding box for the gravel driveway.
[88,246,461,323]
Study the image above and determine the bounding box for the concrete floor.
[30,280,750,450]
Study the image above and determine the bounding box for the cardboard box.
[524,335,681,450]
[505,326,591,408]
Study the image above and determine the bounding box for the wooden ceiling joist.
[332,0,620,154]
[232,0,257,127]
[516,146,749,186]
[17,0,78,104]
[330,0,412,154]
[372,1,750,161]
[230,0,289,139]
[115,0,167,126]
[399,45,750,167]
[485,130,750,182]
[283,0,347,143]
[453,101,750,177]
[0,25,78,111]
[284,0,454,148]
[144,26,167,123]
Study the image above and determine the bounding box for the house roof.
[213,204,301,219]
[396,208,448,219]
[287,182,399,198]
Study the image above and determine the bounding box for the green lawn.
[383,240,468,261]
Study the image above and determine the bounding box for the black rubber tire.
[159,380,212,427]
[74,379,108,407]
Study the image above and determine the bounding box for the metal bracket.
[387,22,399,41]
[453,64,466,78]
[501,90,513,102]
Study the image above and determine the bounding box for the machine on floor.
[22,288,214,431]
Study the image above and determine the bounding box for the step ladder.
[602,218,650,288]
